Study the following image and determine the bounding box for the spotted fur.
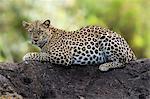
[22,19,136,71]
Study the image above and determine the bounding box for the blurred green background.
[0,0,150,62]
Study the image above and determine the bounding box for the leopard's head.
[22,20,52,48]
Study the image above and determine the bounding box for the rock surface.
[0,59,150,99]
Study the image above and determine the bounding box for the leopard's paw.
[22,53,32,61]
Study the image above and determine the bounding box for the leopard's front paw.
[22,53,33,61]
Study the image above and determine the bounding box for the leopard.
[22,19,137,71]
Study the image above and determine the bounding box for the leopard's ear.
[42,20,50,28]
[22,21,30,29]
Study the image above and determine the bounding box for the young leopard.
[22,19,136,71]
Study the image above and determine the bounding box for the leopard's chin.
[31,40,38,45]
[38,39,48,48]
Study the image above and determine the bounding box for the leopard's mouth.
[31,40,38,45]
[38,39,48,48]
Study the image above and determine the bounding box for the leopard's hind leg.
[99,62,125,71]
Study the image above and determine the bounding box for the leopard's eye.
[37,31,40,34]
[28,30,33,33]
[40,30,43,33]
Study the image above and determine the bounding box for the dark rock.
[0,59,150,99]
